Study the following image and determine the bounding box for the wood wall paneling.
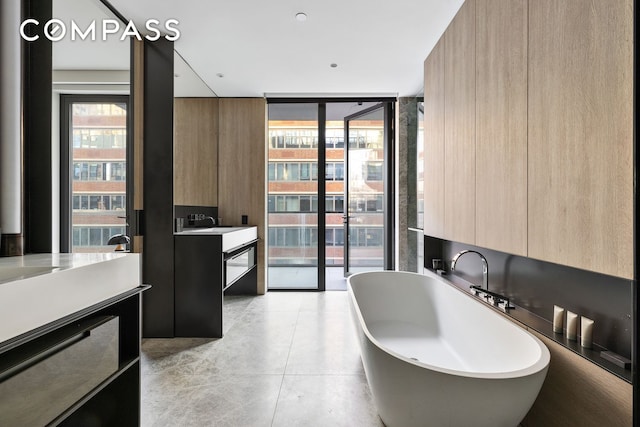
[423,40,446,238]
[132,39,144,212]
[527,0,634,279]
[522,331,632,426]
[217,98,267,294]
[475,0,528,256]
[132,236,143,254]
[423,0,635,423]
[174,98,219,206]
[443,0,476,244]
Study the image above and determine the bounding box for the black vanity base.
[174,235,258,338]
[0,287,146,427]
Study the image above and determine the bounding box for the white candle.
[566,311,578,341]
[581,317,594,349]
[553,305,564,334]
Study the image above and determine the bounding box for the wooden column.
[131,39,144,254]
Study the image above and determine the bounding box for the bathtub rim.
[347,270,550,380]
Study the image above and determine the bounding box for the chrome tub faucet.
[451,250,489,292]
[450,250,514,311]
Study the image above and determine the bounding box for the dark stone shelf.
[431,269,632,383]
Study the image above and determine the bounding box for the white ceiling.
[106,0,465,98]
[52,0,216,96]
[53,0,129,70]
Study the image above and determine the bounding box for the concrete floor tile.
[285,311,363,375]
[141,291,381,426]
[245,292,305,313]
[299,290,351,313]
[272,375,383,427]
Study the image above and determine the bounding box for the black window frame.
[60,94,130,252]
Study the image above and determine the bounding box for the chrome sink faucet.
[451,250,489,292]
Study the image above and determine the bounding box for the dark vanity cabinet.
[0,288,145,427]
[174,233,258,338]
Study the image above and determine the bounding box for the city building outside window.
[62,96,128,253]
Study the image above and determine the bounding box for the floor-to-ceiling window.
[60,96,129,253]
[267,103,320,289]
[267,99,394,290]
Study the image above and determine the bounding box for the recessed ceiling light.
[330,63,338,68]
[216,73,224,78]
[295,12,307,22]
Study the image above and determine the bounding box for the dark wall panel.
[429,240,633,360]
[23,0,52,253]
[174,205,218,220]
[141,39,174,337]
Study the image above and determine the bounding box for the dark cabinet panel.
[0,289,144,427]
[174,235,258,338]
[175,235,224,337]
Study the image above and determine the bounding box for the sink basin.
[176,226,258,251]
[0,266,60,283]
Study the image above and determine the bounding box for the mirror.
[50,0,216,252]
[53,0,130,91]
[173,50,217,216]
[52,0,130,253]
[174,50,216,97]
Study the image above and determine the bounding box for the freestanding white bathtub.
[348,270,549,427]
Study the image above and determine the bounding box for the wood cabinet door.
[443,0,476,245]
[423,39,445,238]
[528,0,634,278]
[218,98,267,292]
[174,98,219,207]
[475,0,528,256]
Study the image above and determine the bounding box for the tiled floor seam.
[270,305,302,426]
[281,373,365,377]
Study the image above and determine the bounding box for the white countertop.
[0,253,131,283]
[0,253,141,344]
[175,226,258,252]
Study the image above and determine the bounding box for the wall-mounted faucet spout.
[451,250,489,292]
